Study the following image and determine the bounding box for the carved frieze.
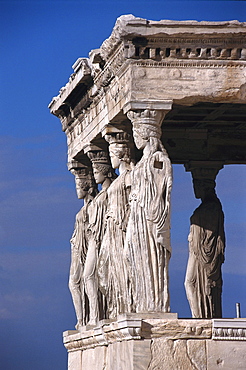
[213,319,246,341]
[49,15,246,162]
[63,316,213,352]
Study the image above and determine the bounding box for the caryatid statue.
[185,163,225,318]
[125,109,173,313]
[85,150,117,325]
[68,165,98,330]
[98,131,135,318]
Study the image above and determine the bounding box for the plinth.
[63,315,246,369]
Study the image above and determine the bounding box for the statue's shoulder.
[151,150,170,170]
[76,205,86,218]
[72,206,88,231]
[93,189,108,206]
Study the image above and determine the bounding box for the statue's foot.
[75,320,83,331]
[86,318,98,327]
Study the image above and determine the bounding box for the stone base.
[63,315,246,370]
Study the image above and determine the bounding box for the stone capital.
[67,159,92,172]
[185,161,224,181]
[123,100,173,115]
[83,143,105,154]
[100,124,127,138]
[127,108,170,140]
[68,161,94,184]
[86,150,110,165]
[127,108,164,124]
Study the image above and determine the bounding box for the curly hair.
[92,163,117,179]
[134,125,161,140]
[109,143,132,164]
[76,177,98,197]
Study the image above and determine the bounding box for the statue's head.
[132,129,148,150]
[71,168,97,199]
[190,166,220,200]
[105,132,134,169]
[92,163,116,184]
[193,179,216,200]
[87,150,117,184]
[127,110,163,151]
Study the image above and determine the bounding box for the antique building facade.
[49,15,246,370]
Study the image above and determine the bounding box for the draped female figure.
[185,178,225,318]
[98,132,134,318]
[85,151,117,325]
[68,168,97,330]
[125,110,172,313]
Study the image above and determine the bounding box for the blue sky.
[0,1,246,369]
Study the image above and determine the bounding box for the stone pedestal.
[63,316,246,369]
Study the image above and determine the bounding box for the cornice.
[99,15,246,62]
[212,319,246,341]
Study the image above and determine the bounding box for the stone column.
[125,108,173,313]
[97,127,135,318]
[184,161,225,318]
[67,160,97,331]
[83,149,116,325]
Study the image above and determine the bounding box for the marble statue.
[126,110,172,313]
[68,167,97,330]
[98,132,135,318]
[85,151,117,325]
[185,170,225,318]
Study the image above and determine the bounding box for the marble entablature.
[49,15,246,165]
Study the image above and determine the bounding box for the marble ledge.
[63,313,211,352]
[63,316,246,352]
[212,318,246,341]
[63,313,177,350]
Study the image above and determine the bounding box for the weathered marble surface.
[98,132,134,318]
[64,317,246,370]
[150,318,212,339]
[68,166,97,329]
[125,109,172,313]
[207,341,246,370]
[149,338,207,370]
[49,14,246,369]
[84,150,116,326]
[49,15,246,164]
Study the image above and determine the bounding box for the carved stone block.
[68,350,82,370]
[207,341,246,369]
[106,340,151,370]
[212,318,246,340]
[82,347,106,370]
[149,338,207,370]
[150,319,212,339]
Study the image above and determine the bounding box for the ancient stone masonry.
[63,316,246,370]
[49,15,246,369]
[49,15,246,166]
